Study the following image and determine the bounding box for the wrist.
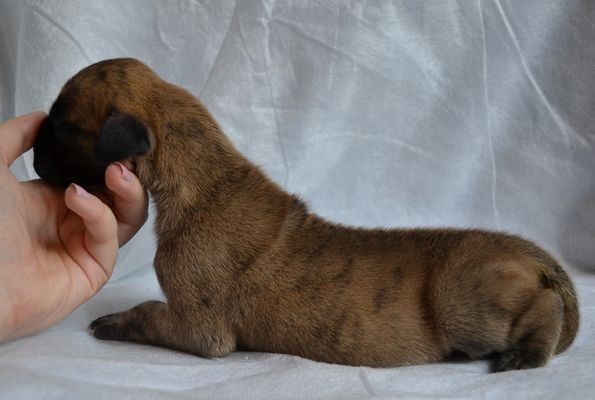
[0,293,20,343]
[0,305,13,342]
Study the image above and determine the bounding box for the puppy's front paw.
[89,313,129,341]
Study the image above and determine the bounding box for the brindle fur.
[33,58,579,372]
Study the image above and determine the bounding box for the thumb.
[0,111,46,166]
[64,183,119,290]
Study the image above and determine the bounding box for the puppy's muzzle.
[33,118,105,187]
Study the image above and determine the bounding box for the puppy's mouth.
[33,154,102,188]
[34,158,136,190]
[39,166,105,188]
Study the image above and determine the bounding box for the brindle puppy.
[32,58,579,372]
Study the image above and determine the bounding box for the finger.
[0,111,47,166]
[105,162,149,246]
[64,183,118,280]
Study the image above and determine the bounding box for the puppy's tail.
[533,252,579,354]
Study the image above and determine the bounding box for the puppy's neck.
[138,107,251,233]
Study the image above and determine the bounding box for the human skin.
[0,111,148,342]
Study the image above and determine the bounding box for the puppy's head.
[33,58,156,187]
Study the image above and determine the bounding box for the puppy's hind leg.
[491,290,564,372]
[89,300,237,358]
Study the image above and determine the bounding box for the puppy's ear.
[94,110,150,162]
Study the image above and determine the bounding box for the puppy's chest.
[153,230,251,288]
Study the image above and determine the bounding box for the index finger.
[0,111,47,166]
[104,162,149,246]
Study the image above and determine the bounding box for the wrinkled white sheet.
[2,0,595,398]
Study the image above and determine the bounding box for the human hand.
[0,112,148,342]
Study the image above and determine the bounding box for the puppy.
[33,58,579,372]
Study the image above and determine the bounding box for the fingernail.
[116,162,132,181]
[72,183,91,198]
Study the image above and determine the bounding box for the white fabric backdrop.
[1,0,595,398]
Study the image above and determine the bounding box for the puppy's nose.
[33,155,62,185]
[33,156,50,178]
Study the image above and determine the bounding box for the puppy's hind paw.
[491,348,548,372]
